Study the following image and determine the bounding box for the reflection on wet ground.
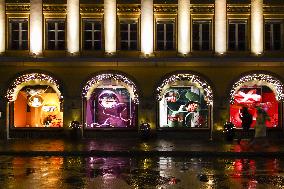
[1,156,284,189]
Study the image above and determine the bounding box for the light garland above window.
[230,73,284,104]
[6,73,62,102]
[82,73,139,104]
[156,73,214,105]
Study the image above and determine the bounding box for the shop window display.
[159,86,208,128]
[85,87,136,128]
[13,85,63,127]
[230,86,278,128]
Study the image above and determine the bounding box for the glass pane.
[202,24,210,41]
[229,41,235,50]
[130,32,137,40]
[166,42,174,50]
[22,21,28,30]
[94,22,101,30]
[58,22,65,30]
[202,41,209,50]
[157,42,164,50]
[58,32,65,40]
[84,41,92,50]
[84,22,92,30]
[130,23,137,31]
[274,24,281,41]
[11,22,19,30]
[192,41,199,51]
[22,31,28,40]
[120,32,128,40]
[238,41,246,50]
[48,23,55,30]
[166,32,173,41]
[84,31,92,40]
[157,24,164,31]
[192,24,199,41]
[48,32,55,40]
[120,23,128,31]
[12,31,19,40]
[58,41,65,50]
[94,32,101,41]
[166,24,173,32]
[238,24,246,42]
[22,41,28,50]
[229,24,236,42]
[130,42,137,50]
[121,42,128,50]
[11,41,19,50]
[48,41,55,50]
[157,31,164,40]
[94,42,101,50]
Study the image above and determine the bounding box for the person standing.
[249,108,270,147]
[238,107,253,144]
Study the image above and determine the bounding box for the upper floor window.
[265,21,282,51]
[120,20,138,50]
[46,19,65,50]
[9,19,28,50]
[83,19,102,50]
[156,21,175,50]
[228,20,247,51]
[192,20,211,51]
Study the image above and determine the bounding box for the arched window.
[82,73,139,128]
[229,73,284,128]
[157,73,213,128]
[6,73,64,128]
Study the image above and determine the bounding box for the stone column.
[0,0,5,54]
[215,0,226,55]
[104,0,116,55]
[141,0,153,56]
[30,0,43,56]
[178,0,191,55]
[251,0,263,55]
[67,0,80,55]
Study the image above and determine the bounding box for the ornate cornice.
[6,4,30,12]
[264,5,284,13]
[43,5,66,13]
[191,4,214,14]
[80,4,104,13]
[227,4,250,13]
[154,4,177,13]
[117,4,140,13]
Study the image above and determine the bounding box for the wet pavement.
[0,138,283,157]
[0,138,284,188]
[1,156,284,188]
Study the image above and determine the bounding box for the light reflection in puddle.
[0,157,284,188]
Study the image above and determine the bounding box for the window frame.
[155,19,176,51]
[45,18,66,50]
[82,18,103,51]
[264,19,283,51]
[8,18,29,50]
[227,19,248,51]
[191,19,212,51]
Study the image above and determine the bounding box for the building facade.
[0,0,284,139]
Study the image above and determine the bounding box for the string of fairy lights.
[230,73,284,104]
[156,73,214,105]
[6,73,61,102]
[82,73,140,104]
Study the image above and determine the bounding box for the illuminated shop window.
[156,21,175,50]
[120,20,138,50]
[83,19,102,50]
[159,86,208,128]
[46,19,65,50]
[13,85,63,128]
[265,21,282,51]
[192,20,211,51]
[9,19,28,50]
[230,85,279,128]
[228,20,247,51]
[83,74,139,129]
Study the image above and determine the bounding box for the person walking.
[249,108,270,147]
[238,107,253,144]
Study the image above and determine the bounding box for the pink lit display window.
[230,86,278,128]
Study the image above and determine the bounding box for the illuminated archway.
[6,73,64,128]
[82,73,139,128]
[229,73,284,128]
[156,72,213,128]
